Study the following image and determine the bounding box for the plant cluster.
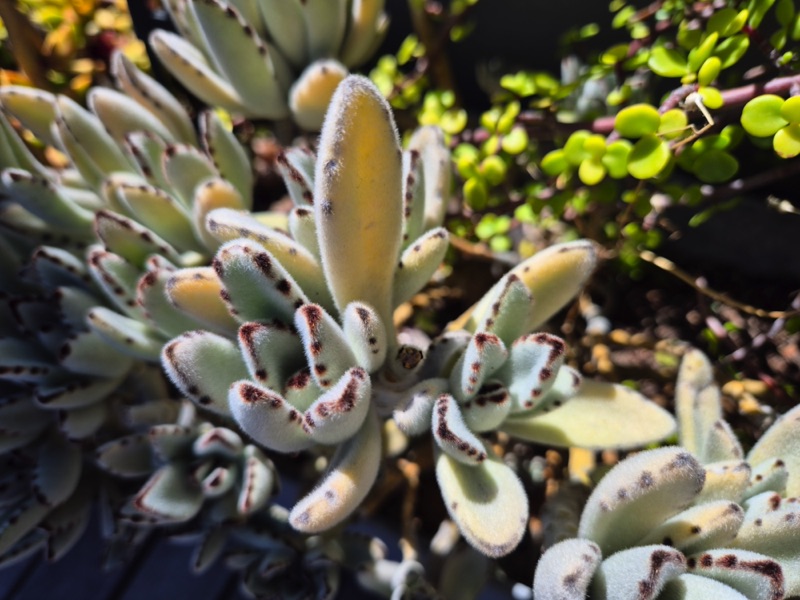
[0,0,797,598]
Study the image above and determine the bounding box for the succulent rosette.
[150,0,389,129]
[159,75,676,563]
[533,350,800,599]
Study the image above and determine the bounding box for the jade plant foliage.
[149,0,388,129]
[157,74,676,561]
[533,349,800,600]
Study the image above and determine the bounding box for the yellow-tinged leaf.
[448,240,597,334]
[289,59,348,131]
[165,267,238,334]
[289,408,381,532]
[314,76,403,330]
[502,380,676,450]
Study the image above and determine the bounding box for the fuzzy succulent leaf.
[191,0,290,117]
[314,75,403,332]
[460,383,512,433]
[302,0,348,61]
[502,380,676,450]
[578,447,706,555]
[166,267,239,334]
[495,332,566,411]
[95,434,154,478]
[199,110,253,202]
[34,434,82,505]
[435,450,528,558]
[214,239,310,325]
[162,330,249,415]
[35,374,125,410]
[111,52,197,144]
[392,227,449,308]
[276,148,316,206]
[342,302,388,373]
[149,30,242,113]
[205,208,332,309]
[449,333,507,402]
[289,407,381,533]
[137,268,205,336]
[684,548,785,600]
[55,95,135,179]
[162,143,218,208]
[237,321,305,387]
[744,458,789,500]
[289,60,349,131]
[295,304,357,389]
[1,169,94,233]
[432,394,487,464]
[0,86,59,146]
[88,88,176,144]
[58,331,133,378]
[94,210,182,269]
[661,573,750,600]
[86,307,165,360]
[592,545,686,600]
[747,404,800,497]
[676,349,743,463]
[532,538,602,600]
[452,240,597,334]
[131,463,204,523]
[731,491,800,595]
[695,461,751,504]
[392,378,449,436]
[637,500,745,555]
[407,125,450,232]
[237,446,277,515]
[257,0,307,67]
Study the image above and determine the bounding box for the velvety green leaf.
[532,539,602,600]
[392,378,448,436]
[685,548,785,600]
[502,380,675,450]
[435,450,528,557]
[111,52,197,144]
[660,573,748,600]
[199,110,253,203]
[34,434,82,505]
[342,302,388,373]
[593,545,686,600]
[237,321,305,388]
[449,332,507,402]
[86,307,165,360]
[162,143,218,208]
[1,170,93,233]
[747,403,800,496]
[88,88,175,144]
[95,434,154,478]
[637,500,744,554]
[237,446,276,515]
[0,86,58,146]
[392,228,449,307]
[290,407,381,532]
[578,447,705,555]
[495,333,566,411]
[95,209,182,269]
[295,304,356,389]
[161,329,249,416]
[131,464,204,523]
[214,239,310,325]
[432,394,487,464]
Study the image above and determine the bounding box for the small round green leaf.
[780,96,800,122]
[501,127,529,155]
[541,149,568,176]
[698,57,722,86]
[688,32,719,72]
[627,134,671,179]
[602,139,633,178]
[659,109,689,138]
[741,95,788,137]
[648,46,689,77]
[578,157,607,185]
[563,130,592,165]
[693,149,739,183]
[480,155,507,186]
[773,123,800,158]
[714,34,750,69]
[698,86,724,109]
[615,104,661,138]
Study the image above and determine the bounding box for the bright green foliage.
[741,94,800,158]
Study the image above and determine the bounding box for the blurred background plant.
[0,0,148,97]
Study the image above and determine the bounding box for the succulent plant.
[150,0,388,129]
[532,349,800,599]
[159,74,677,564]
